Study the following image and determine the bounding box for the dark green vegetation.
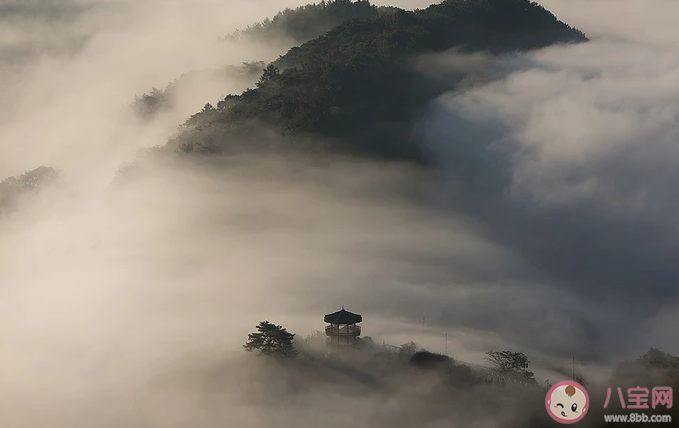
[132,62,266,120]
[224,0,387,47]
[0,166,58,215]
[134,1,390,121]
[156,0,586,162]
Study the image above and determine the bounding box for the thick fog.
[0,0,677,427]
[418,0,679,358]
[0,0,319,179]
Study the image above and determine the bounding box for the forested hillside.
[223,0,390,47]
[133,0,390,119]
[132,62,266,120]
[0,166,58,214]
[9,0,588,194]
[156,0,586,162]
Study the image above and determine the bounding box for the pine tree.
[243,321,298,358]
[256,65,280,88]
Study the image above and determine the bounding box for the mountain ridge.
[148,0,586,163]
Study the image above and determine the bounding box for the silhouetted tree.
[244,321,298,358]
[256,64,281,88]
[486,350,529,371]
[486,350,535,381]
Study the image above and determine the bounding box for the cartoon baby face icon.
[546,381,589,424]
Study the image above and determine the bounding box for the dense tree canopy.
[132,62,266,120]
[276,0,586,68]
[158,0,586,162]
[224,0,384,47]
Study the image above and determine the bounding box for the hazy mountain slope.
[224,0,385,47]
[0,166,58,214]
[132,1,389,121]
[277,0,586,68]
[152,0,585,162]
[132,62,266,120]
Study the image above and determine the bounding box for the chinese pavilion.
[324,306,362,347]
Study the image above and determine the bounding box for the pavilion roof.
[324,307,362,324]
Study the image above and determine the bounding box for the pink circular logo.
[546,381,589,424]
